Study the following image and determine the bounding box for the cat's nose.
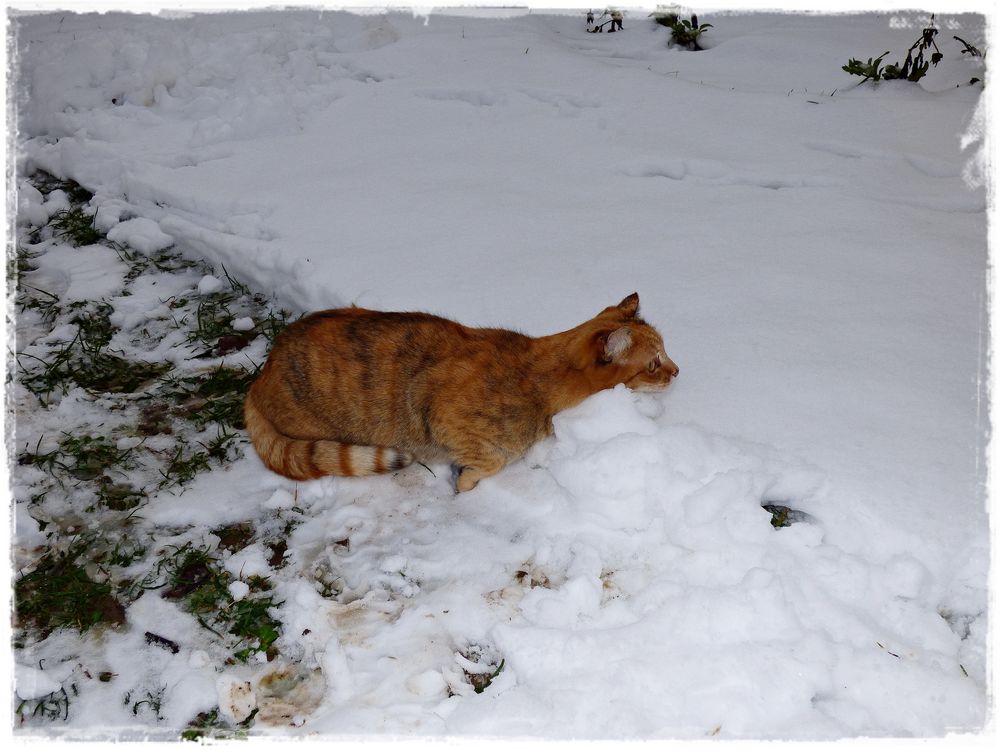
[667,361,679,378]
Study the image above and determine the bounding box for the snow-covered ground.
[7,4,992,740]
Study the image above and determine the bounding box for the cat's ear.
[617,293,639,319]
[597,327,632,364]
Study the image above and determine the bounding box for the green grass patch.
[214,522,256,552]
[150,544,230,606]
[181,707,255,740]
[13,169,299,708]
[157,439,213,490]
[17,283,61,325]
[120,246,201,283]
[181,709,222,741]
[762,502,812,528]
[256,306,293,346]
[164,365,256,431]
[225,594,281,663]
[13,246,41,275]
[18,432,140,484]
[97,538,148,568]
[96,480,148,512]
[16,686,72,725]
[16,300,172,402]
[187,291,238,348]
[57,433,137,481]
[18,347,170,400]
[15,537,127,637]
[67,300,115,351]
[174,272,291,355]
[51,207,103,246]
[137,543,281,662]
[124,685,166,721]
[459,644,506,694]
[31,170,94,204]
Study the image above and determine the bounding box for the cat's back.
[275,306,533,360]
[251,305,533,454]
[269,305,500,364]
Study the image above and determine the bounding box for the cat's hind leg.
[436,425,510,492]
[453,453,506,492]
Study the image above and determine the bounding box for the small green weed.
[138,543,281,661]
[765,504,792,528]
[221,263,251,296]
[205,429,239,464]
[762,502,812,528]
[662,13,712,51]
[79,354,171,395]
[125,685,166,721]
[843,16,982,86]
[225,594,281,662]
[842,51,893,84]
[471,659,505,694]
[459,644,506,694]
[67,301,115,351]
[17,436,61,474]
[18,432,140,489]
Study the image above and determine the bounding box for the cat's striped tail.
[243,391,413,481]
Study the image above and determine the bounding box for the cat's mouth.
[633,376,675,393]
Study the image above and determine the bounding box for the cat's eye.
[647,357,660,373]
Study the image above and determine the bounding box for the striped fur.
[244,393,413,481]
[243,293,677,490]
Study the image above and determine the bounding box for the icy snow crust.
[11,8,988,739]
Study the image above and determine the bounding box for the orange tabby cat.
[244,293,678,492]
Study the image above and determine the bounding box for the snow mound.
[105,217,174,253]
[15,664,64,701]
[259,381,983,737]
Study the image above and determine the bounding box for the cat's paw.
[456,470,480,493]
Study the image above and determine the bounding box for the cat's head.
[589,293,679,392]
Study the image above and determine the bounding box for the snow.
[196,273,224,295]
[7,2,993,742]
[105,217,174,253]
[34,246,128,306]
[228,580,251,602]
[15,664,63,702]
